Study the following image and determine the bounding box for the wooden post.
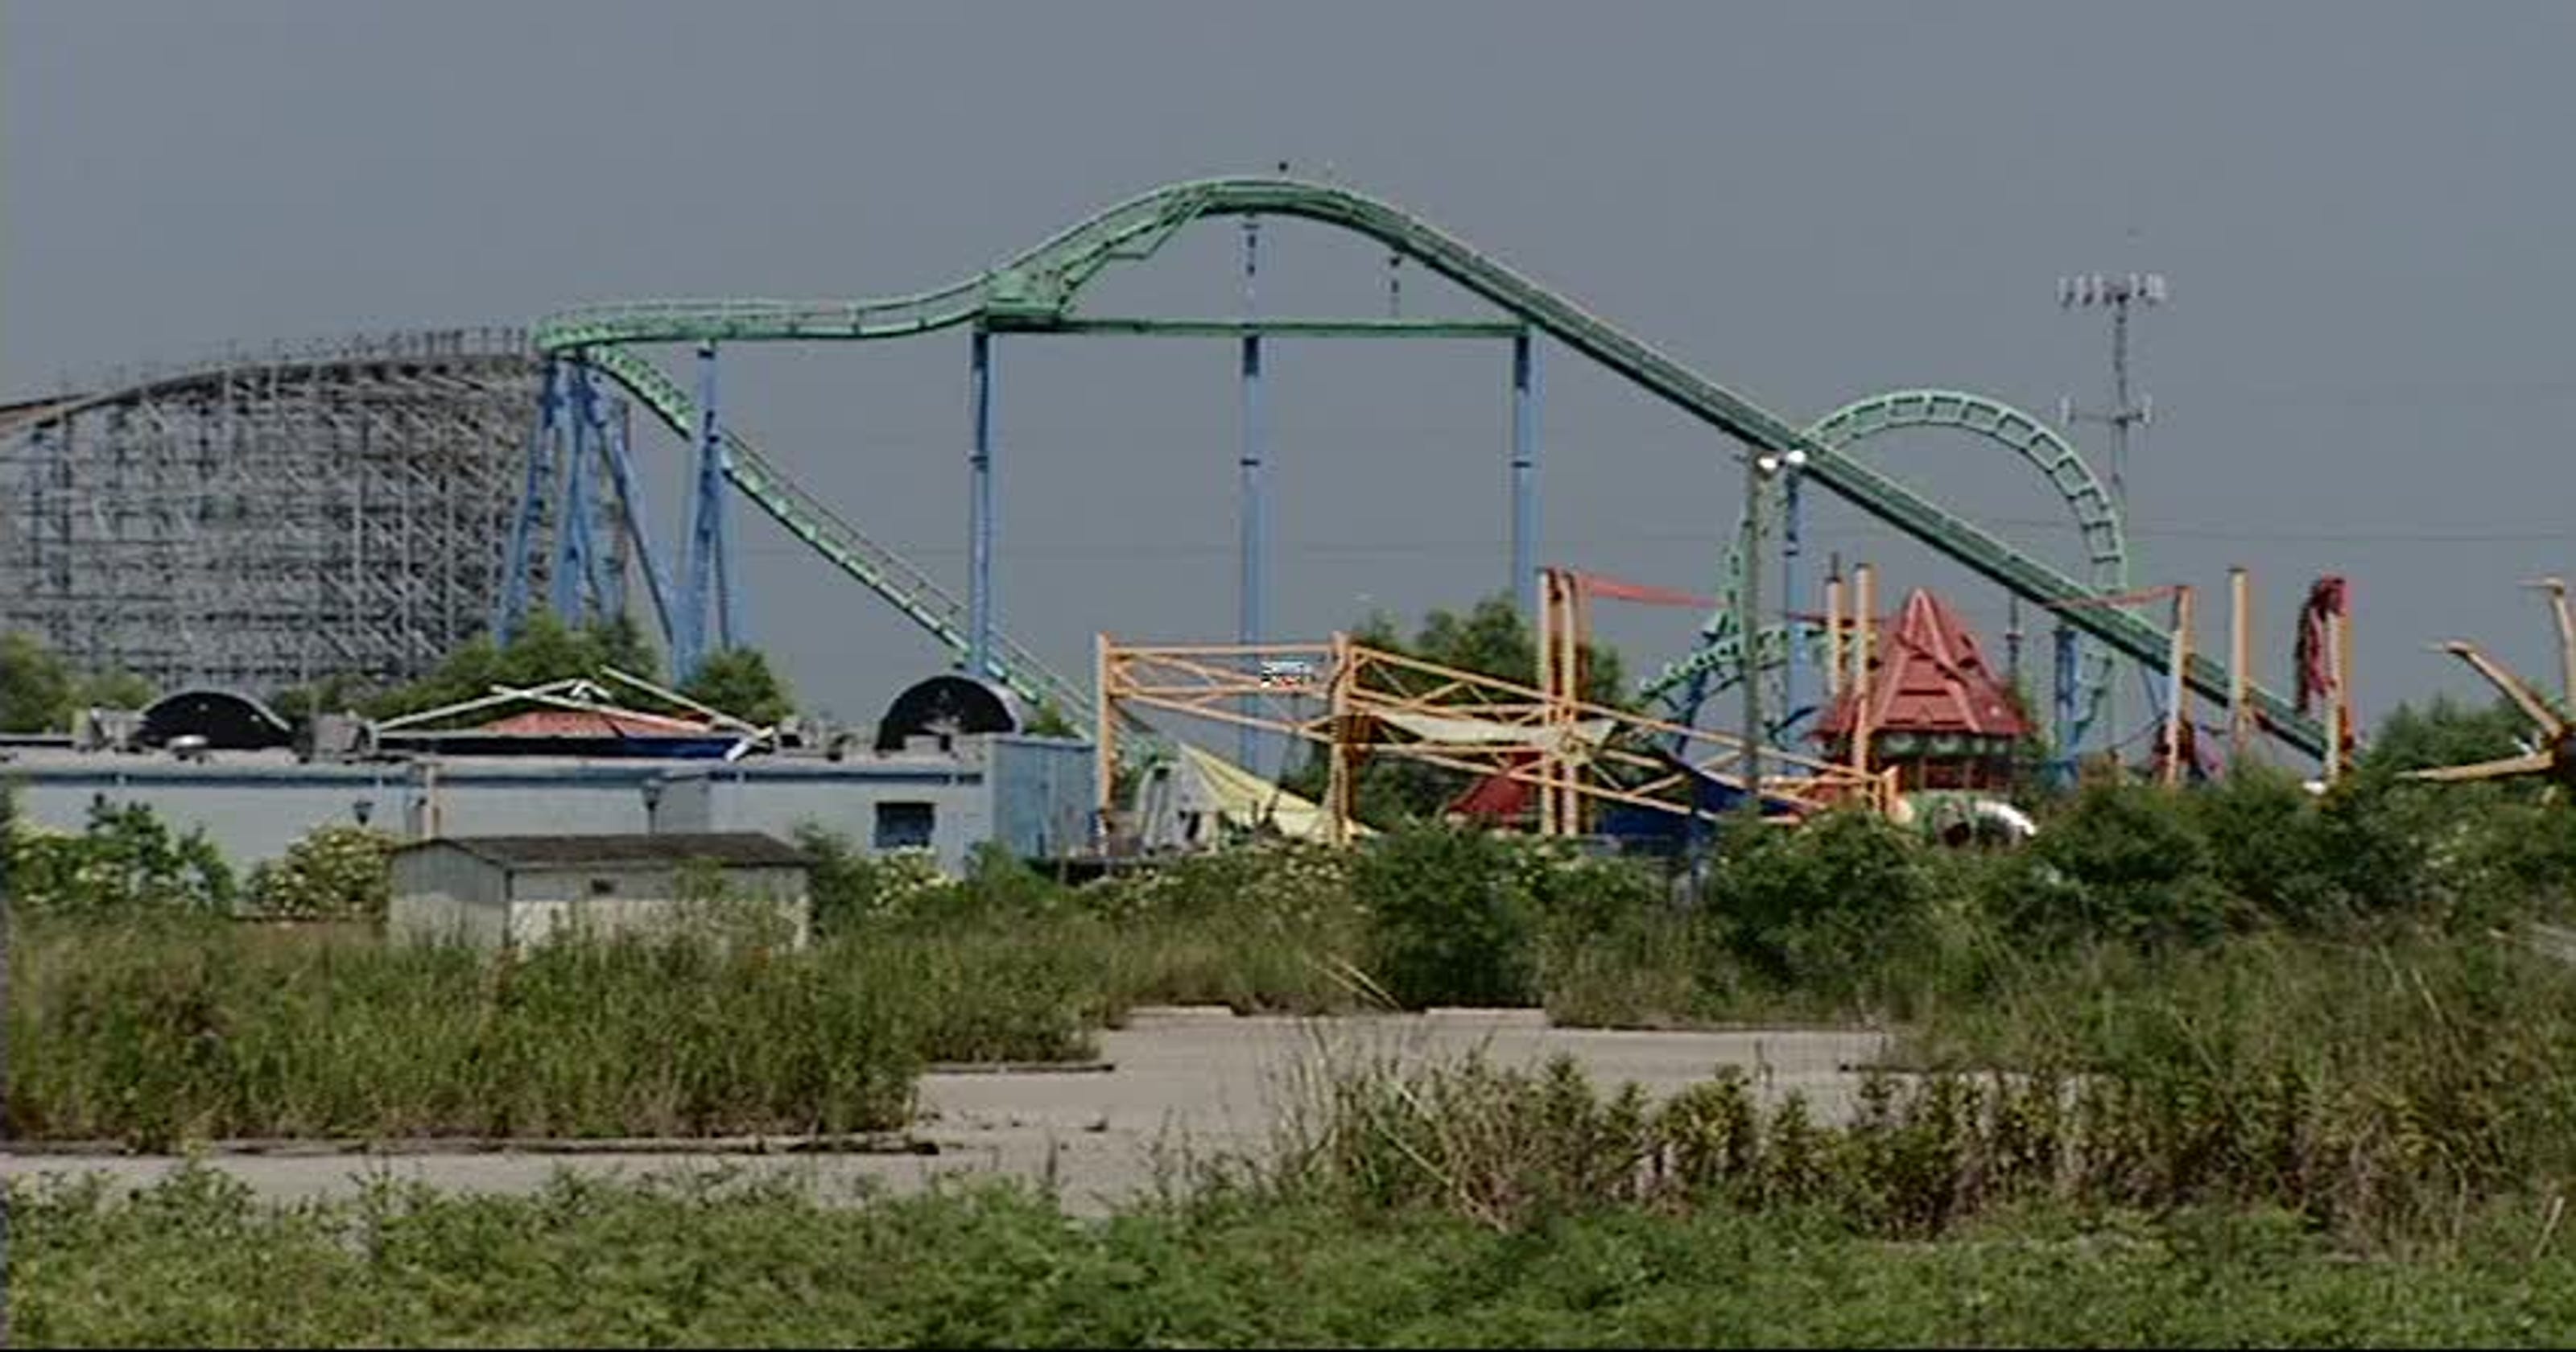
[1537,569,1561,836]
[1566,569,1587,834]
[1340,636,1360,844]
[2334,606,2356,781]
[2543,577,2575,706]
[1824,568,1847,703]
[2321,609,2347,786]
[1850,563,1876,779]
[2227,567,2252,768]
[1094,633,1117,847]
[2164,587,2193,789]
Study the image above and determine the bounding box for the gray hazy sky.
[8,0,2572,746]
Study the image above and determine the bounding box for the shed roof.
[401,832,811,869]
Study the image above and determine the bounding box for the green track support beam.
[536,176,2326,762]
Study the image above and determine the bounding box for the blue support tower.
[495,360,563,644]
[552,362,600,624]
[592,389,680,654]
[680,341,732,680]
[968,328,997,685]
[580,377,630,624]
[1238,216,1268,773]
[1510,330,1540,618]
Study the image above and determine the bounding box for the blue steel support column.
[1781,467,1804,737]
[495,359,562,643]
[597,397,679,655]
[712,433,741,655]
[680,341,724,680]
[1238,216,1267,773]
[968,328,997,685]
[1509,331,1540,619]
[553,362,600,624]
[597,396,632,622]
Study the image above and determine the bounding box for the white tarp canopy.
[1374,711,1620,756]
[1134,742,1372,848]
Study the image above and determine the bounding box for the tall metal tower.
[2057,271,2165,513]
[2058,269,2165,755]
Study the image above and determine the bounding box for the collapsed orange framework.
[1093,633,1898,846]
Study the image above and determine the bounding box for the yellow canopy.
[1174,741,1373,841]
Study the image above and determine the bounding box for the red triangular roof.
[1816,587,2030,740]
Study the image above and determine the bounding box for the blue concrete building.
[1,733,1092,875]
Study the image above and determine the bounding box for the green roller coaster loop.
[533,175,2326,760]
[1647,390,2128,744]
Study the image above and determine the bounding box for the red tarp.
[477,707,716,738]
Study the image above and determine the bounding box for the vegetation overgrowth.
[7,679,2576,1341]
[14,1166,2576,1347]
[10,702,2574,1153]
[6,919,926,1144]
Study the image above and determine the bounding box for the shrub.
[1077,839,1359,932]
[2025,783,2231,945]
[1354,823,1539,1008]
[795,823,956,937]
[1703,810,1937,993]
[4,800,235,920]
[243,824,401,922]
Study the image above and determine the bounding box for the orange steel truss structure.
[1095,633,1897,846]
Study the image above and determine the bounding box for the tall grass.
[810,835,1386,1020]
[7,919,932,1144]
[1227,926,2576,1243]
[19,1165,2576,1347]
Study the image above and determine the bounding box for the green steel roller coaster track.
[534,175,2326,760]
[1649,388,2129,741]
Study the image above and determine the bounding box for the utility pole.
[2059,268,2165,756]
[1743,447,1804,822]
[1742,450,1764,821]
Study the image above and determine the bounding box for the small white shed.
[389,832,812,950]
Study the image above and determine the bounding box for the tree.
[680,646,796,726]
[2355,695,2536,789]
[361,612,667,720]
[0,631,156,733]
[1371,595,1627,707]
[76,669,154,711]
[0,631,76,733]
[5,799,236,918]
[1282,594,1633,826]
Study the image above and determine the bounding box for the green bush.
[4,800,235,920]
[2025,783,2231,945]
[794,824,957,937]
[23,1165,2576,1349]
[1704,810,1938,993]
[1354,822,1539,1008]
[243,824,401,922]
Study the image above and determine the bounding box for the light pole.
[1743,447,1806,824]
[2058,270,2165,754]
